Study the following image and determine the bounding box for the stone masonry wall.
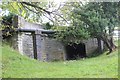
[10,16,101,61]
[13,16,43,59]
[83,38,100,56]
[44,37,66,61]
[21,33,34,58]
[17,17,43,59]
[12,16,67,61]
[35,33,46,61]
[18,16,43,30]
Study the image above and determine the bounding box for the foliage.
[44,22,53,30]
[52,2,91,45]
[1,2,119,51]
[1,2,69,24]
[1,2,26,17]
[1,2,48,23]
[1,13,16,39]
[71,2,119,37]
[1,13,15,25]
[67,2,119,53]
[54,26,90,44]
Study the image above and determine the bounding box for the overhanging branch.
[20,2,68,24]
[21,2,51,15]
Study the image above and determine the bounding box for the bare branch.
[42,14,54,23]
[21,3,39,14]
[21,2,51,15]
[78,0,84,6]
[53,12,69,24]
[21,3,55,23]
[20,2,68,24]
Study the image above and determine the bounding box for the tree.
[54,26,90,45]
[1,2,68,25]
[1,2,48,23]
[1,1,119,54]
[54,2,90,45]
[71,2,119,53]
[1,13,16,39]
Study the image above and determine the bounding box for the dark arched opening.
[66,43,86,60]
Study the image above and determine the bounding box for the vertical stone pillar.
[100,40,104,51]
[97,38,104,53]
[33,30,46,61]
[32,33,37,59]
[17,33,23,55]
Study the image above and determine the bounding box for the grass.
[1,42,119,78]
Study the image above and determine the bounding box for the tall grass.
[2,43,118,78]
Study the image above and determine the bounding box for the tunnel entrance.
[66,43,86,60]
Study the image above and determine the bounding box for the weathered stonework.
[83,38,98,56]
[11,16,67,61]
[44,37,66,61]
[22,33,34,58]
[9,16,103,61]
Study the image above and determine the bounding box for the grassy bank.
[2,43,118,78]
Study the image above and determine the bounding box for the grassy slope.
[2,43,119,78]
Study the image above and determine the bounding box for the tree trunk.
[109,36,117,50]
[100,33,117,54]
[102,37,113,53]
[105,41,113,54]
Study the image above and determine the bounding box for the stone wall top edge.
[17,16,43,27]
